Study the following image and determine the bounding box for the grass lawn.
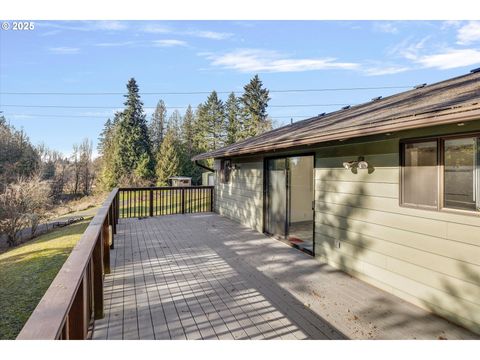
[0,217,91,339]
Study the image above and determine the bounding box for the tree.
[0,176,51,246]
[79,139,93,195]
[194,91,226,155]
[0,116,40,189]
[179,105,202,184]
[240,75,271,139]
[98,114,119,190]
[112,78,154,186]
[225,92,241,145]
[155,128,180,186]
[149,100,167,155]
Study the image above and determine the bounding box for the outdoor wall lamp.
[343,156,369,170]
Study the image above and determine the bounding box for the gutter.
[194,160,214,173]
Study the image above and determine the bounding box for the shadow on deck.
[93,214,477,340]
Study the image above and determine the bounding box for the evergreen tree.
[195,91,226,153]
[97,118,112,154]
[149,100,167,155]
[180,105,202,184]
[240,75,271,139]
[155,128,180,186]
[167,109,183,136]
[225,92,241,145]
[98,113,120,189]
[113,78,154,185]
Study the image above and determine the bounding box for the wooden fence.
[16,186,214,339]
[118,186,214,218]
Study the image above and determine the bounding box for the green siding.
[214,158,264,233]
[214,121,480,334]
[314,126,480,334]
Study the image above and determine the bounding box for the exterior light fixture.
[343,156,369,170]
[343,161,356,169]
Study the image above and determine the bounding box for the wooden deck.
[93,214,477,340]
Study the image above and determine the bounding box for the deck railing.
[16,186,214,339]
[118,186,214,218]
[17,188,119,340]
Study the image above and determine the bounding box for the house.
[168,176,192,187]
[193,70,480,334]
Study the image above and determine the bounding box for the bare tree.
[0,176,51,246]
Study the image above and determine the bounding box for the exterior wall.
[314,123,480,334]
[213,121,480,334]
[214,157,264,233]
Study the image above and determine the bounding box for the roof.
[169,176,192,180]
[193,71,480,161]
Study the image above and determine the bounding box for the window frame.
[220,158,232,184]
[400,131,480,216]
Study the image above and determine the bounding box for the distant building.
[168,176,192,187]
[202,171,215,186]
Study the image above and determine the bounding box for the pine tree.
[225,92,241,145]
[97,118,112,154]
[155,128,180,186]
[98,113,120,190]
[113,78,154,185]
[240,75,271,139]
[179,105,202,184]
[195,91,226,152]
[149,100,167,155]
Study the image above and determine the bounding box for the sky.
[1,20,480,156]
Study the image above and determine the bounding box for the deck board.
[93,214,477,340]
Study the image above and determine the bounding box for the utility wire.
[1,113,312,120]
[0,85,414,96]
[1,103,352,109]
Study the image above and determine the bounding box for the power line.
[0,85,414,96]
[1,103,352,109]
[1,113,312,120]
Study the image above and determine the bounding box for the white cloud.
[186,30,233,40]
[364,65,410,76]
[49,47,80,55]
[94,21,128,31]
[39,21,128,32]
[204,49,359,73]
[373,22,398,34]
[413,48,480,69]
[457,21,480,45]
[152,39,187,47]
[141,24,171,34]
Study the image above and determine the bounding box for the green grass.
[0,217,91,339]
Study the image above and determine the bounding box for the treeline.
[0,116,95,246]
[98,74,271,188]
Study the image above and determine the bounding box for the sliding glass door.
[265,158,287,237]
[265,155,314,254]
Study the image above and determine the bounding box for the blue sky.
[1,20,480,156]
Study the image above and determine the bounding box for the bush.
[0,177,51,246]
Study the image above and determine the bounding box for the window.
[401,134,480,213]
[444,137,478,211]
[402,141,438,208]
[220,159,232,183]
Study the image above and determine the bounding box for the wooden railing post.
[68,274,88,339]
[93,233,104,319]
[149,189,154,217]
[181,188,185,214]
[210,187,214,212]
[103,217,111,274]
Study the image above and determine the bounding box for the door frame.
[263,152,316,256]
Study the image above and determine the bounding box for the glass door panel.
[287,156,314,254]
[266,158,287,237]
